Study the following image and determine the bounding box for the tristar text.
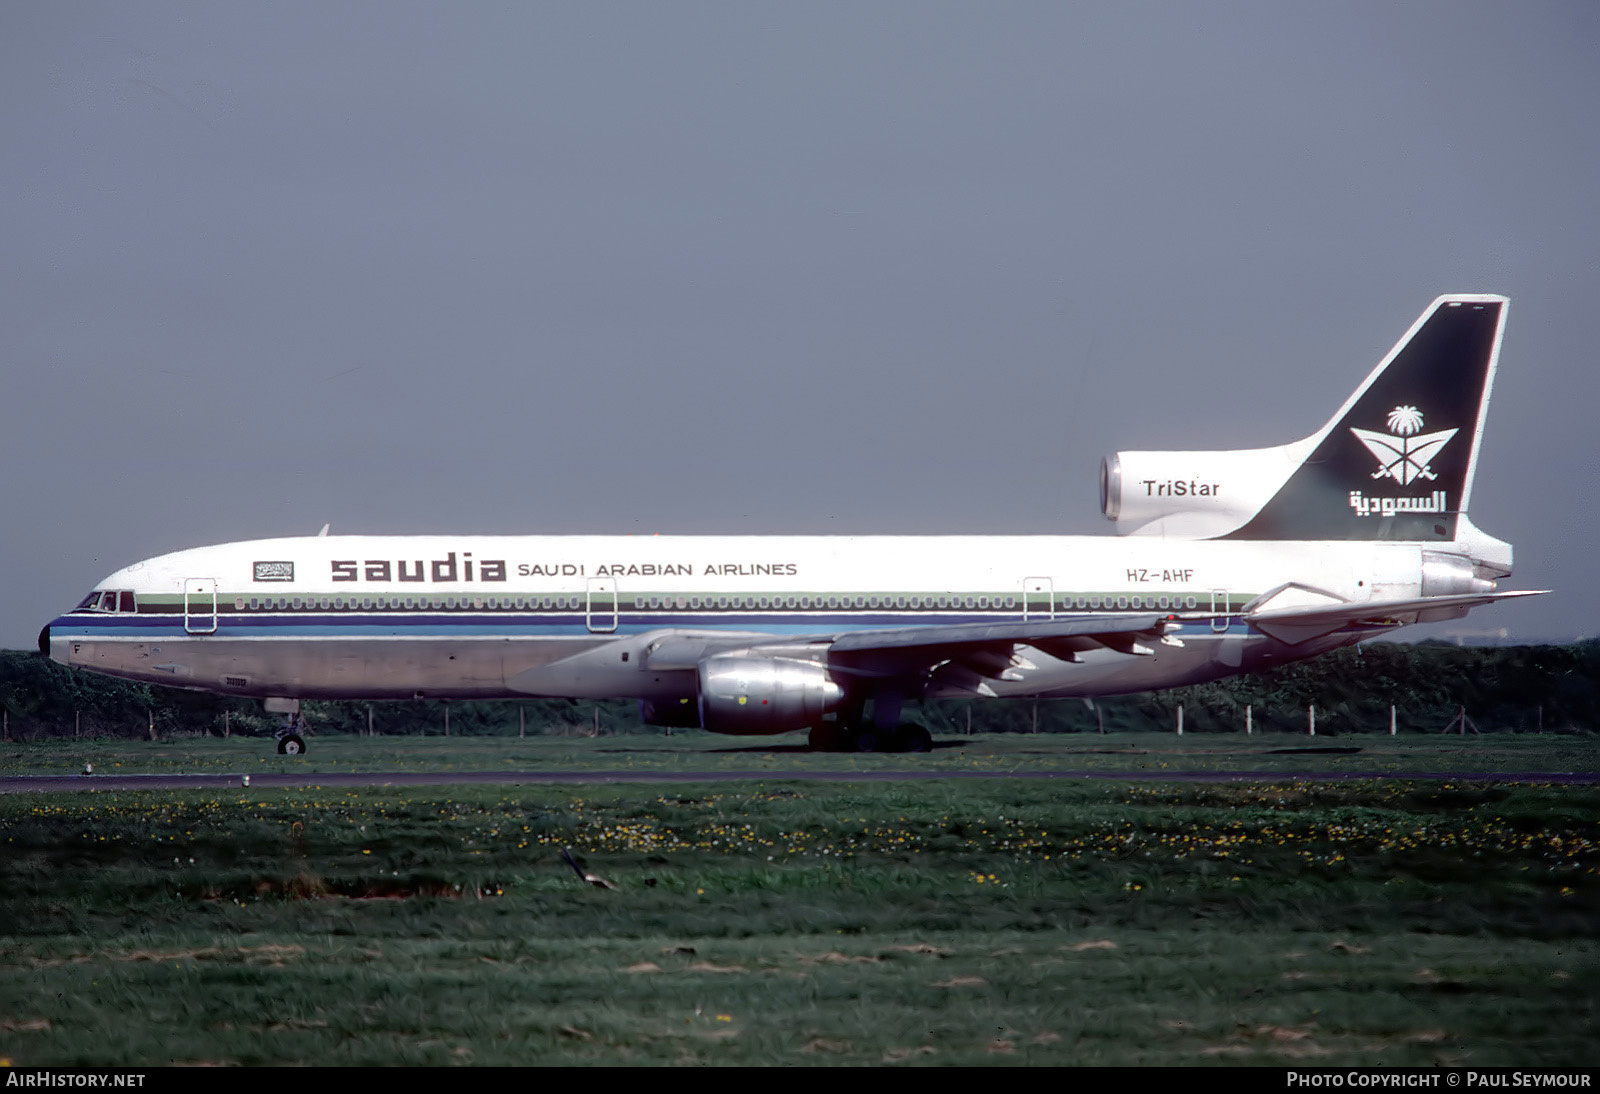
[1142,480,1220,497]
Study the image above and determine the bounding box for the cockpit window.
[75,590,134,613]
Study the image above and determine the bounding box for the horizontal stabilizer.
[1248,589,1544,646]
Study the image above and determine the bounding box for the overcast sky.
[3,2,1596,647]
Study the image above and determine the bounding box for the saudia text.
[1347,490,1448,518]
[329,554,798,583]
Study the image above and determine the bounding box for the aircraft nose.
[38,622,70,665]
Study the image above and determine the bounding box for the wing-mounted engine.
[697,653,844,735]
[1100,442,1309,538]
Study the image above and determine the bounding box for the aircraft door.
[1023,577,1054,621]
[586,578,617,633]
[184,578,218,635]
[1210,589,1231,633]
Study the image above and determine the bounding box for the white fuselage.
[46,532,1429,712]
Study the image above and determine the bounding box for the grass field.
[2,735,1597,1065]
[3,727,1597,777]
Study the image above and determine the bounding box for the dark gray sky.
[4,2,1597,647]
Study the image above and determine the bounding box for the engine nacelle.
[1420,551,1495,597]
[697,654,844,736]
[1100,442,1308,537]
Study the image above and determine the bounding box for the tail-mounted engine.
[697,654,844,735]
[1420,551,1495,597]
[1100,445,1304,538]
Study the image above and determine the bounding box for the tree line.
[1,641,1595,741]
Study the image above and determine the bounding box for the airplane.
[40,294,1540,755]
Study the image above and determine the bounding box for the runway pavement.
[3,768,1597,792]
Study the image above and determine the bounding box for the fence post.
[1390,705,1396,736]
[1309,703,1316,736]
[1176,705,1184,736]
[1245,704,1252,736]
[519,706,525,739]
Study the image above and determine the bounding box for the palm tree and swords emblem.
[1349,406,1457,485]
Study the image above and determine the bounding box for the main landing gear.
[264,698,308,755]
[275,714,307,756]
[808,721,933,754]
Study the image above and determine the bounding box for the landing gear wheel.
[900,724,932,753]
[277,734,306,756]
[851,728,881,753]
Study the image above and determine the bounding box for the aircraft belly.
[61,637,592,700]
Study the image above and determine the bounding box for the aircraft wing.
[824,613,1182,696]
[631,614,1184,698]
[827,613,1172,658]
[1247,589,1545,646]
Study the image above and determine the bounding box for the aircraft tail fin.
[1221,294,1508,541]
